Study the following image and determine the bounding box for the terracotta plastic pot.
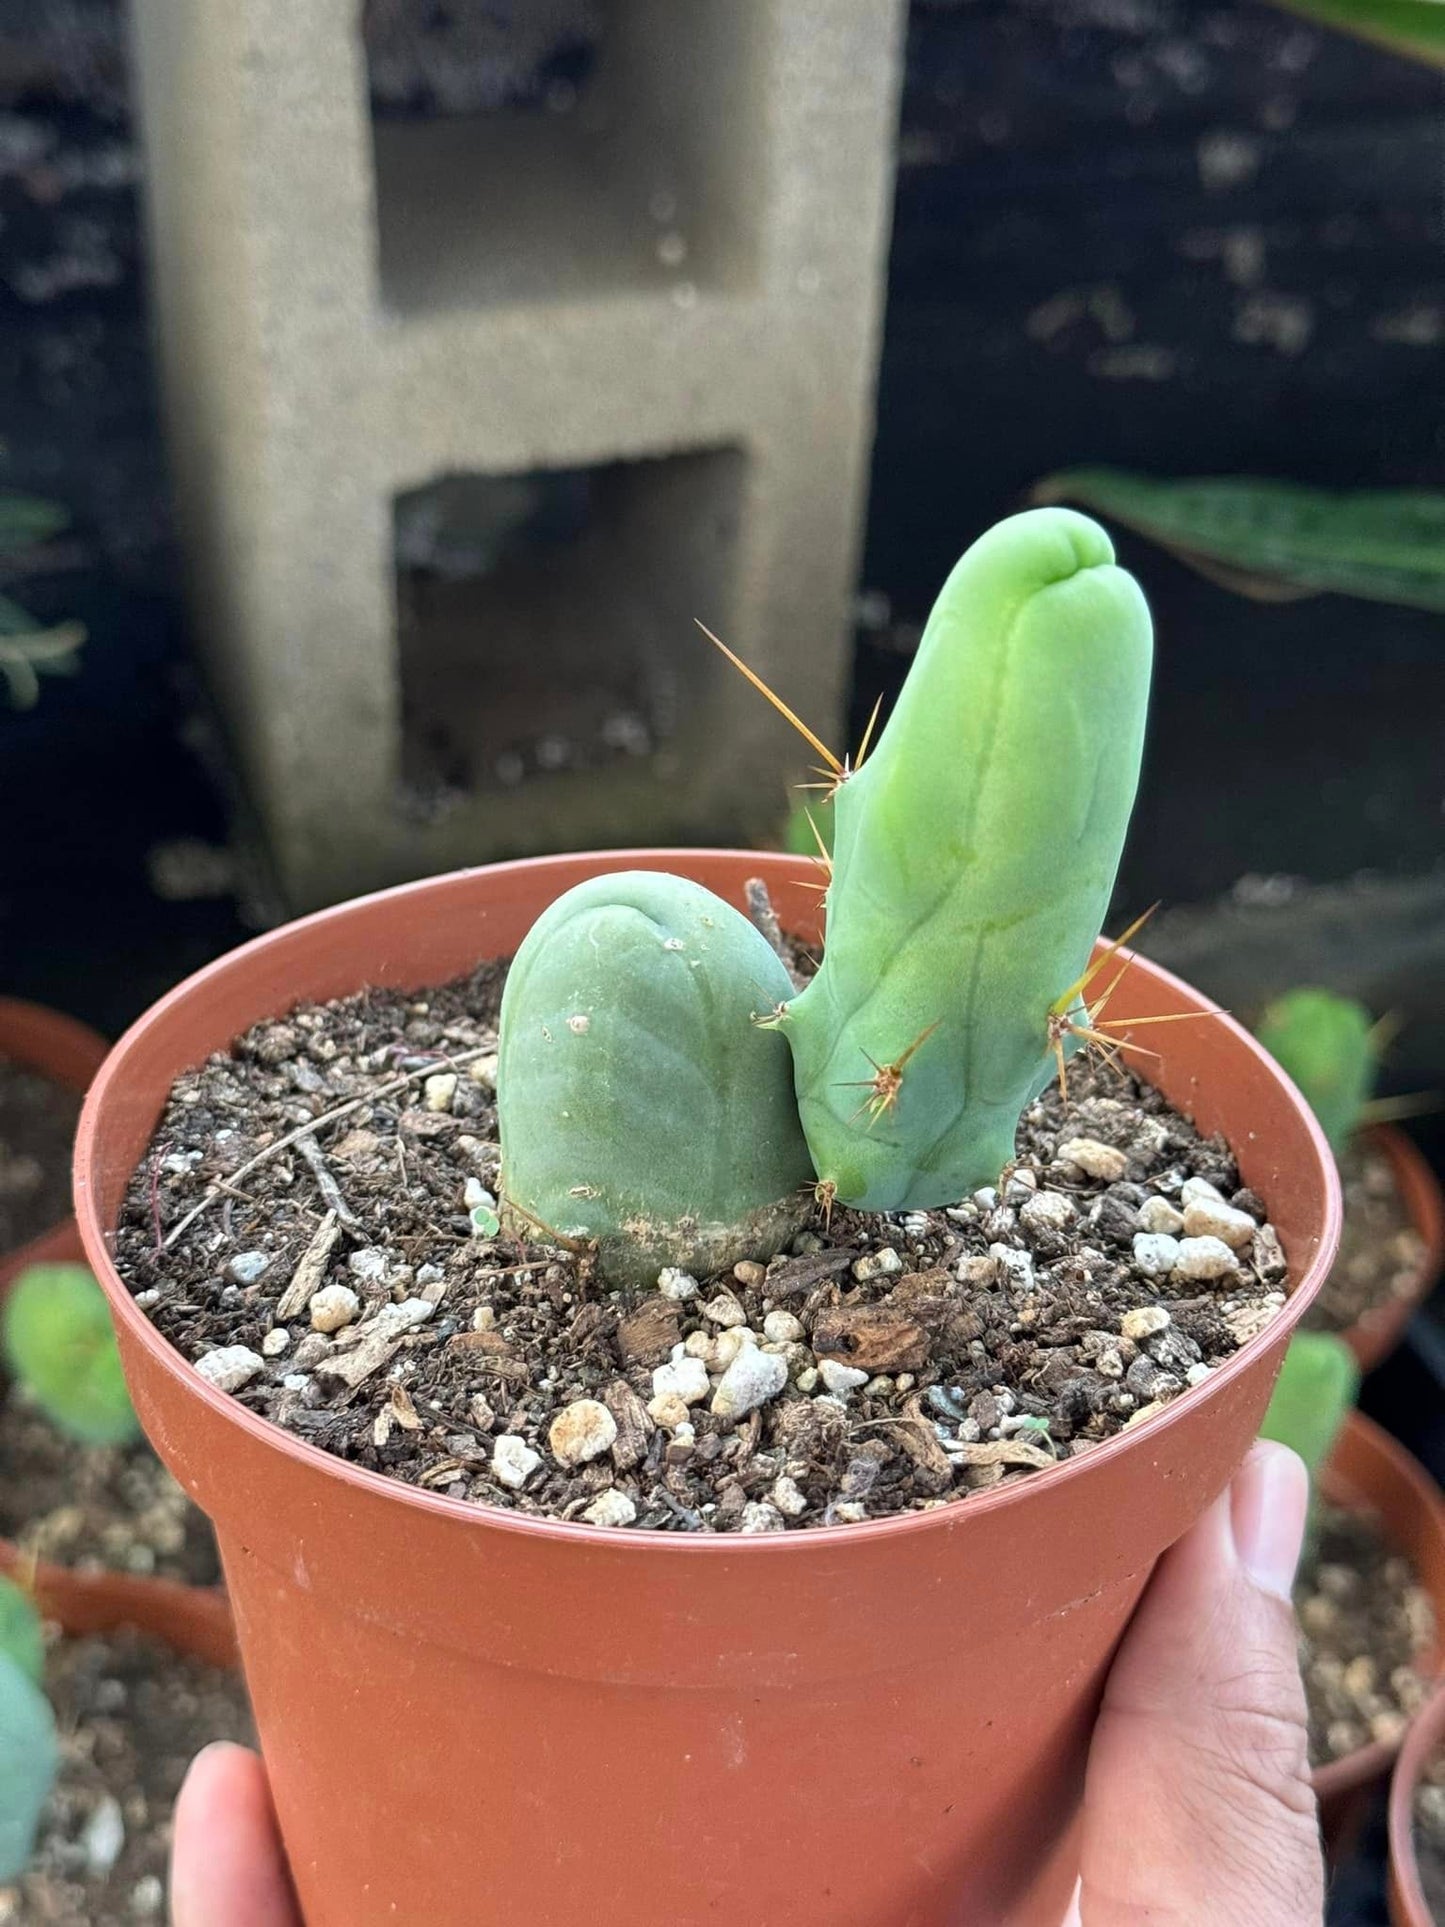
[74,851,1341,1927]
[2,1537,237,1669]
[1311,1412,1445,1857]
[1390,1679,1445,1926]
[1338,1125,1445,1375]
[0,996,109,1293]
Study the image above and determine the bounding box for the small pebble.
[131,1874,165,1917]
[1132,1232,1180,1277]
[657,1267,699,1301]
[1251,1225,1289,1281]
[1003,1169,1038,1205]
[423,1072,457,1112]
[852,1246,903,1283]
[82,1794,126,1876]
[772,1475,808,1517]
[762,1309,805,1345]
[468,1053,498,1088]
[703,1292,748,1328]
[711,1347,788,1420]
[462,1176,497,1210]
[348,1246,390,1283]
[1180,1176,1224,1207]
[582,1489,638,1528]
[472,1305,498,1332]
[1182,1196,1258,1250]
[732,1260,766,1289]
[739,1502,785,1533]
[291,1331,331,1369]
[309,1283,361,1333]
[712,1326,757,1369]
[652,1356,710,1406]
[281,1372,310,1392]
[1120,1306,1171,1342]
[794,1366,820,1393]
[972,1187,999,1210]
[227,1251,270,1286]
[492,1435,542,1489]
[134,1288,160,1310]
[549,1399,618,1467]
[828,1501,868,1525]
[469,1393,495,1429]
[194,1346,265,1393]
[647,1391,692,1429]
[1174,1235,1238,1281]
[1058,1137,1130,1182]
[261,1327,291,1358]
[817,1358,869,1396]
[1137,1195,1185,1236]
[990,1243,1036,1291]
[1020,1190,1075,1235]
[1185,1362,1213,1387]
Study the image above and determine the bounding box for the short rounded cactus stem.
[497,871,815,1290]
[784,507,1154,1209]
[1255,987,1377,1155]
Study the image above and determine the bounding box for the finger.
[171,1742,302,1927]
[1077,1441,1323,1926]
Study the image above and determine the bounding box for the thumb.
[1074,1440,1323,1926]
[171,1742,301,1927]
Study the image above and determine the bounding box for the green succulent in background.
[1258,1331,1360,1483]
[2,1263,139,1447]
[499,508,1155,1279]
[0,489,86,710]
[1264,0,1445,68]
[0,1578,57,1883]
[1254,989,1379,1156]
[1033,470,1445,613]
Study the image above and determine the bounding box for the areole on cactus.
[498,507,1155,1283]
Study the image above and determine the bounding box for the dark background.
[0,7,1440,1913]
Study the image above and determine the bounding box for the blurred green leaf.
[1259,1332,1360,1482]
[0,1580,43,1689]
[1265,0,1445,68]
[0,1651,58,1882]
[1033,469,1445,611]
[0,492,70,555]
[3,1264,140,1447]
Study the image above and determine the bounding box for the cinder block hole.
[363,0,768,313]
[395,446,747,812]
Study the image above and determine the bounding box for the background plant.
[0,490,86,709]
[2,1263,139,1447]
[0,1575,57,1882]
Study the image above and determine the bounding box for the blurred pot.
[0,997,108,1293]
[1389,1679,1445,1926]
[1338,1125,1444,1375]
[1312,1412,1445,1859]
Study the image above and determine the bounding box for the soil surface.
[1297,1502,1434,1768]
[114,953,1291,1533]
[0,1057,81,1256]
[2,1628,254,1926]
[0,1383,220,1584]
[1413,1739,1445,1923]
[1303,1136,1427,1341]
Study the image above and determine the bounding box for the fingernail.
[1231,1440,1310,1601]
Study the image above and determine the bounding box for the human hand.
[170,1441,1321,1927]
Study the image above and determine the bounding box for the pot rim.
[0,998,109,1288]
[73,850,1343,1558]
[1340,1123,1445,1374]
[1390,1675,1445,1926]
[1311,1409,1445,1802]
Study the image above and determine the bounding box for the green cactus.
[3,1263,139,1447]
[783,508,1153,1208]
[1257,1331,1359,1483]
[497,871,814,1289]
[1255,988,1377,1155]
[497,507,1154,1276]
[0,1580,57,1882]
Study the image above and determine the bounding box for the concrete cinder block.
[130,0,906,908]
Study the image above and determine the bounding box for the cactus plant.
[1257,1330,1360,1482]
[2,1262,139,1447]
[498,508,1154,1275]
[498,871,814,1289]
[783,508,1152,1209]
[0,1578,57,1882]
[1255,988,1378,1155]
